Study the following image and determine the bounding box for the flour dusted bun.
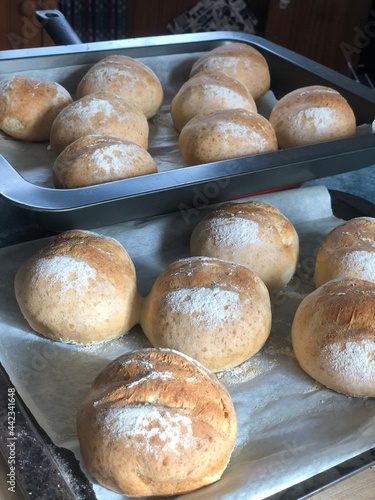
[77,348,237,496]
[269,85,356,148]
[292,278,375,397]
[314,217,375,288]
[179,108,277,165]
[14,230,141,344]
[170,70,257,132]
[190,201,299,292]
[52,134,157,188]
[76,55,164,119]
[140,256,271,371]
[190,42,270,100]
[0,75,72,141]
[49,91,148,154]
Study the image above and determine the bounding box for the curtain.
[58,0,129,42]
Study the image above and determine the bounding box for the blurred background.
[0,0,374,86]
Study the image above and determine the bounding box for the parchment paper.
[0,185,374,500]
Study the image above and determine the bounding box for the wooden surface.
[265,0,373,74]
[0,450,374,499]
[0,0,57,51]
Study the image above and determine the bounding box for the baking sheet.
[0,32,375,232]
[0,50,282,188]
[1,185,374,499]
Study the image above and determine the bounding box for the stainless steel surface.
[0,32,374,231]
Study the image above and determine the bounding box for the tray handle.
[35,10,82,46]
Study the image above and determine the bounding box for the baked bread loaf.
[0,75,72,141]
[52,134,157,188]
[14,230,141,344]
[190,42,271,100]
[190,201,299,292]
[170,70,257,132]
[76,55,164,119]
[49,91,148,154]
[269,85,356,148]
[314,217,375,287]
[178,108,278,165]
[140,256,271,371]
[291,278,375,397]
[76,348,237,496]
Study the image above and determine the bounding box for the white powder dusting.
[165,286,247,325]
[214,121,271,151]
[87,66,142,86]
[203,85,251,108]
[323,339,375,381]
[295,107,337,134]
[103,406,194,458]
[67,98,126,123]
[341,250,375,282]
[32,255,97,295]
[207,216,260,247]
[126,370,173,388]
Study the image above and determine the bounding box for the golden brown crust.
[140,256,271,371]
[190,42,271,100]
[291,278,375,397]
[0,75,72,141]
[76,55,164,119]
[314,217,375,287]
[49,91,149,154]
[190,200,299,292]
[14,230,141,343]
[170,70,257,131]
[76,348,237,496]
[52,134,157,188]
[178,108,277,165]
[269,85,356,148]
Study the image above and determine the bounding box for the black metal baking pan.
[0,31,374,231]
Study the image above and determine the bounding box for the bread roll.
[52,134,157,188]
[190,201,299,292]
[170,70,257,132]
[49,91,148,154]
[76,348,237,496]
[190,42,270,100]
[178,108,277,165]
[76,55,164,119]
[291,278,375,397]
[14,230,141,344]
[269,85,356,148]
[0,75,72,141]
[140,256,271,371]
[314,217,375,288]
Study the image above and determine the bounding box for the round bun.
[76,55,164,119]
[52,134,157,188]
[314,217,375,288]
[190,42,270,100]
[0,75,72,141]
[14,230,141,344]
[269,85,356,148]
[76,348,237,497]
[140,256,271,371]
[170,70,257,132]
[49,91,148,154]
[291,278,375,397]
[178,108,277,165]
[190,201,299,292]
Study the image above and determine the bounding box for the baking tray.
[0,189,374,500]
[0,31,374,231]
